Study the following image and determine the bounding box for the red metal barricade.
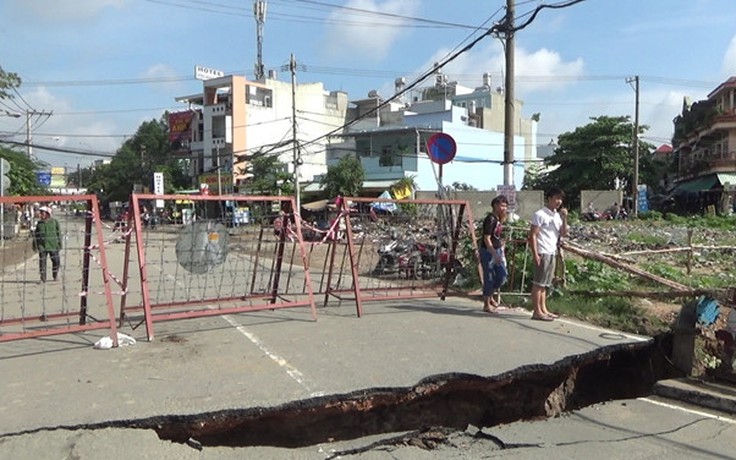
[119,194,316,340]
[0,195,120,344]
[299,196,480,317]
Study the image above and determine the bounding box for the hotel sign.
[194,65,225,81]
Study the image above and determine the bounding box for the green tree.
[451,181,477,191]
[524,116,655,209]
[0,66,22,101]
[65,164,96,189]
[85,116,192,202]
[320,155,364,198]
[239,154,293,195]
[0,146,47,196]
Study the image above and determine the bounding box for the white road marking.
[220,314,324,397]
[556,317,650,342]
[150,265,323,396]
[639,397,736,424]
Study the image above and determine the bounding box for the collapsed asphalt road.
[0,299,694,458]
[1,335,671,452]
[150,338,668,448]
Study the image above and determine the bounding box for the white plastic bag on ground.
[93,332,137,350]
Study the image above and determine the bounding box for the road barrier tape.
[79,289,128,297]
[295,209,351,244]
[84,248,126,290]
[87,227,134,251]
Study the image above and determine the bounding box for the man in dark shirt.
[32,206,62,282]
[480,195,508,313]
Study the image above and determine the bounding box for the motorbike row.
[372,233,460,280]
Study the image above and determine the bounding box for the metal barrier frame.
[0,195,120,344]
[123,194,317,341]
[322,196,481,317]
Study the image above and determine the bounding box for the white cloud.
[642,91,686,145]
[12,87,122,167]
[321,0,420,61]
[7,0,126,22]
[419,43,584,96]
[721,34,736,77]
[141,64,176,79]
[514,48,585,93]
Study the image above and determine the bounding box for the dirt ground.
[1,233,34,269]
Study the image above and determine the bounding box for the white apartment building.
[173,74,350,193]
[324,73,538,194]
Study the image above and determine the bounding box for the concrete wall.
[416,189,544,222]
[580,190,624,214]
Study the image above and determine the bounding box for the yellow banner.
[391,184,413,200]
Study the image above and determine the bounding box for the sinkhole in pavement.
[133,334,676,449]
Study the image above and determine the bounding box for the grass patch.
[500,291,669,335]
[565,258,631,291]
[625,231,669,246]
[553,292,671,335]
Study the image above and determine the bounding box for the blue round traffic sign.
[426,133,456,165]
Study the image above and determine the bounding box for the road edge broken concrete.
[653,378,736,415]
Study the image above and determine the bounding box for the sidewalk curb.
[653,378,736,415]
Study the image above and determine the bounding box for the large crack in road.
[140,334,674,449]
[0,334,675,455]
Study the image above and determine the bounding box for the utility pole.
[627,75,640,218]
[502,0,515,186]
[289,53,301,210]
[26,111,32,159]
[216,144,222,196]
[24,110,53,159]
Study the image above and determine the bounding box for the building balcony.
[679,154,736,178]
[711,111,736,131]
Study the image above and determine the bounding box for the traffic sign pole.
[0,158,8,245]
[426,133,457,198]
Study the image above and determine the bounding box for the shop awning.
[673,175,718,194]
[301,199,329,211]
[717,173,736,187]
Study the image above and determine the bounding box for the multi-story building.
[173,74,350,194]
[171,71,537,201]
[672,76,736,212]
[323,72,537,195]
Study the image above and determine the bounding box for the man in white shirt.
[529,188,568,321]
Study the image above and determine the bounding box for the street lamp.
[1,110,21,118]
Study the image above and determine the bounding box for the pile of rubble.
[567,221,736,263]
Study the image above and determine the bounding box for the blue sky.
[1,0,735,168]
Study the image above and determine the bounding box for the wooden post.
[686,229,693,275]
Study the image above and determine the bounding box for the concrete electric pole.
[289,53,301,211]
[24,110,53,159]
[627,75,640,217]
[502,0,515,186]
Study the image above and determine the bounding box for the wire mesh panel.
[0,195,119,343]
[304,196,480,317]
[121,194,316,340]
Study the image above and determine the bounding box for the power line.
[146,0,482,30]
[0,139,116,158]
[283,0,481,29]
[18,70,720,91]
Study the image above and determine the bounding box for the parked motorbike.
[600,207,628,220]
[373,236,459,280]
[582,211,601,221]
